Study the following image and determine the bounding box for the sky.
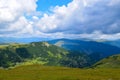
[0,0,120,40]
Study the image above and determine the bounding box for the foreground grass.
[0,65,120,80]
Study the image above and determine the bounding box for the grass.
[0,64,120,80]
[93,54,120,68]
[0,45,8,49]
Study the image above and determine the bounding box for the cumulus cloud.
[36,0,120,35]
[0,0,37,22]
[0,0,120,40]
[0,0,37,37]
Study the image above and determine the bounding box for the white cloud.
[108,0,120,6]
[0,0,37,22]
[35,0,120,34]
[0,0,120,40]
[0,0,37,37]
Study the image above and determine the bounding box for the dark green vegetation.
[0,64,120,80]
[1,40,120,68]
[48,38,120,68]
[0,42,69,68]
[0,42,99,68]
[93,54,120,68]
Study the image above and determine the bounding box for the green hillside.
[0,42,91,68]
[1,42,120,80]
[0,42,68,68]
[0,64,120,80]
[93,54,120,68]
[1,41,120,69]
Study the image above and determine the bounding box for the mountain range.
[48,39,120,58]
[0,38,120,68]
[0,37,50,43]
[103,39,120,48]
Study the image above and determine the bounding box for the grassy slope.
[0,64,120,80]
[0,42,92,68]
[0,42,69,68]
[93,54,120,68]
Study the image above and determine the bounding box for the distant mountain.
[1,39,120,68]
[0,41,105,68]
[93,54,120,68]
[0,37,50,43]
[48,39,120,59]
[103,39,120,48]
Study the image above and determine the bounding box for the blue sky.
[37,0,72,12]
[0,0,120,40]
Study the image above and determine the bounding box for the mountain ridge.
[1,39,120,69]
[93,54,120,68]
[48,39,120,58]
